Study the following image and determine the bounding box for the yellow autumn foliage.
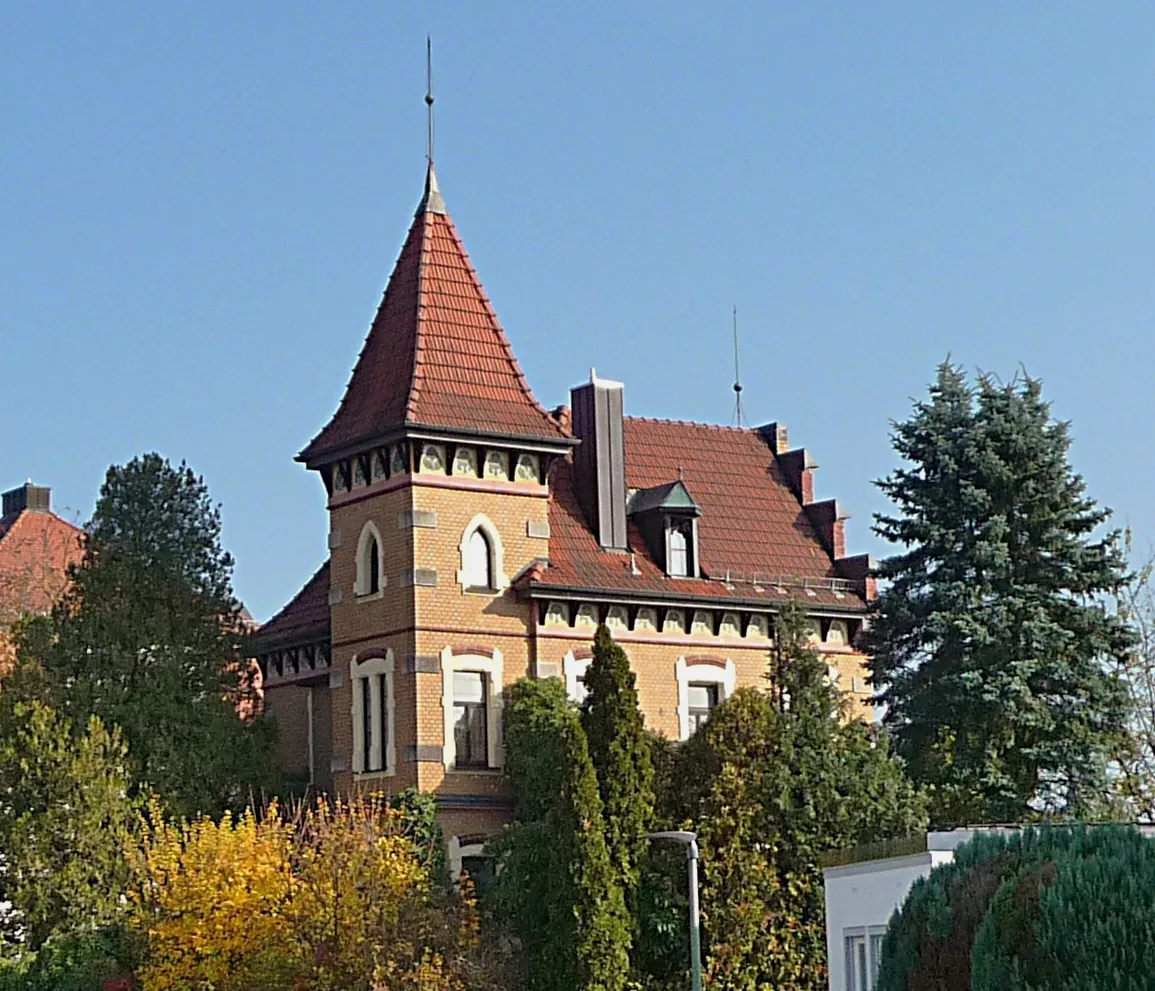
[128,799,302,991]
[125,793,497,991]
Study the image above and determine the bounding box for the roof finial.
[732,304,746,427]
[425,35,435,165]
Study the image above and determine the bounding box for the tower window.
[356,523,385,598]
[464,529,492,589]
[367,536,380,594]
[352,652,394,775]
[453,671,489,768]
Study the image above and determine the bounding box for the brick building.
[255,163,875,873]
[0,482,83,671]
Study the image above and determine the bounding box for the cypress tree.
[868,362,1133,824]
[667,605,925,991]
[581,625,655,906]
[495,678,631,991]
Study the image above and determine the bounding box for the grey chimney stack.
[571,371,628,551]
[2,482,51,516]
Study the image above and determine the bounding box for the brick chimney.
[2,482,51,516]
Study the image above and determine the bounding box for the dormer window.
[627,480,702,579]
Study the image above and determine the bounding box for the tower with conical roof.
[297,158,574,828]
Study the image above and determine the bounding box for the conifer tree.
[667,605,925,991]
[10,454,276,817]
[867,362,1133,824]
[581,625,655,907]
[495,678,631,991]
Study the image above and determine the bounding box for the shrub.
[877,825,1155,991]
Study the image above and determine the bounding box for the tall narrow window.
[453,671,488,768]
[668,527,688,577]
[367,536,380,594]
[464,530,492,589]
[686,682,719,734]
[361,675,373,768]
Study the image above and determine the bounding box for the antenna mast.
[425,36,435,164]
[732,305,745,427]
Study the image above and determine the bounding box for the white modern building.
[821,829,1014,991]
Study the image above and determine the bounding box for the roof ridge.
[403,207,434,423]
[625,414,764,433]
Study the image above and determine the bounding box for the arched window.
[465,529,492,589]
[367,535,380,594]
[355,522,385,598]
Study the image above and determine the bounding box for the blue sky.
[4,4,1154,620]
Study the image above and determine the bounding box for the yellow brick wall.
[311,468,872,842]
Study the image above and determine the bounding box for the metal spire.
[425,35,435,165]
[732,305,746,427]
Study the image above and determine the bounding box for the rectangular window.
[453,671,488,768]
[844,929,886,991]
[687,682,719,734]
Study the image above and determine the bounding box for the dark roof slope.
[299,166,567,465]
[254,562,331,650]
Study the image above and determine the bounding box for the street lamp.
[645,830,703,991]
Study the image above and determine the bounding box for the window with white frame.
[453,671,489,768]
[464,530,492,589]
[563,651,592,704]
[355,522,385,597]
[441,647,504,770]
[844,927,887,991]
[351,652,395,775]
[456,515,508,593]
[675,657,736,741]
[686,682,719,734]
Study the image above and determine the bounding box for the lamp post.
[646,829,703,991]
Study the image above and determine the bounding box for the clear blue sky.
[4,4,1154,620]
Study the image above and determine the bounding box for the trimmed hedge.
[876,825,1155,991]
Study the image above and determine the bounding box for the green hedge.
[876,825,1155,991]
[0,926,136,991]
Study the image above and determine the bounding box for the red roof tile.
[0,509,84,624]
[535,418,865,610]
[255,562,331,649]
[299,167,567,465]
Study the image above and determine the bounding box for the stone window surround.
[441,646,504,771]
[354,520,386,599]
[447,835,488,883]
[675,655,736,741]
[562,649,593,703]
[456,514,509,593]
[351,649,396,777]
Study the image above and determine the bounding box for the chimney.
[2,482,51,516]
[571,370,628,550]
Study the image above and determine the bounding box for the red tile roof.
[532,418,865,611]
[299,166,567,465]
[0,509,84,625]
[255,562,331,650]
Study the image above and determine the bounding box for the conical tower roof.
[299,165,568,466]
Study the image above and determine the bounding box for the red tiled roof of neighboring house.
[0,508,84,624]
[255,562,331,650]
[298,166,567,465]
[531,418,865,611]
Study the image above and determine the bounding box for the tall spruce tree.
[10,454,276,817]
[867,362,1133,824]
[666,605,926,991]
[494,678,631,991]
[581,626,655,911]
